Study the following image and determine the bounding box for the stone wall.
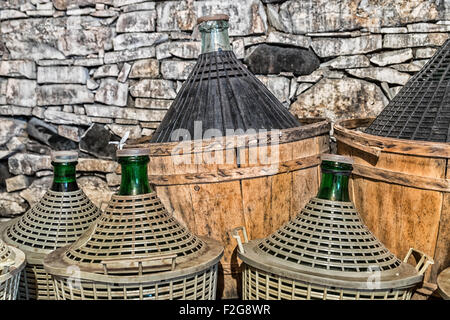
[1,0,450,219]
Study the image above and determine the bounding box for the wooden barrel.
[334,118,449,284]
[128,119,330,298]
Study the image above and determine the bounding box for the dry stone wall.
[1,0,450,218]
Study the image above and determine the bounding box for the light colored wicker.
[1,188,101,299]
[241,265,413,300]
[0,238,26,300]
[44,192,224,300]
[233,197,434,300]
[437,268,450,300]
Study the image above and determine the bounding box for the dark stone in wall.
[52,0,97,11]
[244,44,320,76]
[26,141,52,155]
[27,117,78,151]
[0,161,11,188]
[261,0,288,3]
[48,134,78,151]
[79,123,119,160]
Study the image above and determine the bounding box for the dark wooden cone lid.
[150,33,301,143]
[366,39,450,143]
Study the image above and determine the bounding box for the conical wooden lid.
[366,39,450,142]
[2,189,101,258]
[239,197,423,289]
[46,192,223,277]
[150,26,301,143]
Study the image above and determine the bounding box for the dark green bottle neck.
[118,155,152,196]
[51,161,79,192]
[316,161,352,202]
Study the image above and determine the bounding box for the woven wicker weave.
[44,192,223,300]
[365,39,450,142]
[0,238,26,300]
[233,197,433,300]
[1,188,101,299]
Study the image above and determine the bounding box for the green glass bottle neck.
[51,161,79,192]
[199,20,232,54]
[118,155,152,196]
[316,161,352,202]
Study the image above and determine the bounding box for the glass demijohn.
[50,151,79,192]
[117,149,152,196]
[316,154,353,202]
[199,16,232,54]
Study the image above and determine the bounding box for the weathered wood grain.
[430,161,450,283]
[335,118,450,159]
[128,120,331,156]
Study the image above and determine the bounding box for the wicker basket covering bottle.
[0,151,101,299]
[0,238,26,300]
[44,148,224,300]
[232,154,434,300]
[127,14,330,298]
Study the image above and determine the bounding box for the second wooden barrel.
[128,119,330,298]
[334,118,449,284]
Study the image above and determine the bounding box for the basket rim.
[0,246,26,283]
[1,219,56,264]
[126,120,331,156]
[334,118,450,159]
[437,267,450,300]
[238,240,422,291]
[1,219,49,261]
[43,236,223,284]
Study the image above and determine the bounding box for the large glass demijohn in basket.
[0,151,101,300]
[232,154,434,300]
[44,147,224,300]
[150,14,301,143]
